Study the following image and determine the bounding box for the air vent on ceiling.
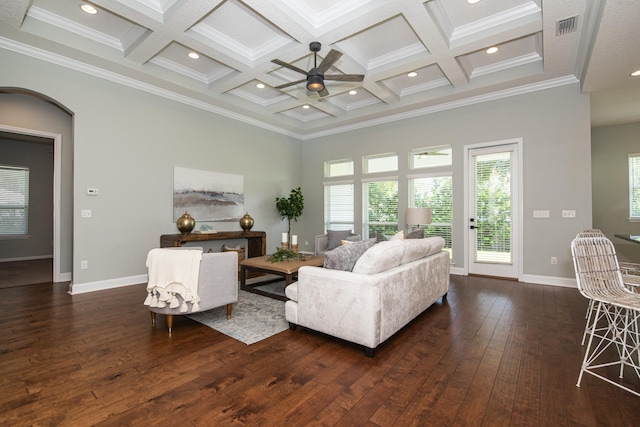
[556,16,578,36]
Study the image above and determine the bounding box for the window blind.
[630,154,640,218]
[364,180,398,239]
[410,175,453,252]
[324,183,354,231]
[0,165,30,235]
[474,152,512,264]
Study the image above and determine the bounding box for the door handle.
[470,225,477,229]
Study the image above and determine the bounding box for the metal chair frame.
[571,236,640,397]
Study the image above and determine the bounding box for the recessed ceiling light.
[302,105,310,109]
[187,52,200,59]
[349,90,358,95]
[407,72,418,77]
[631,70,640,77]
[256,83,265,89]
[468,0,481,4]
[80,4,98,14]
[486,46,499,54]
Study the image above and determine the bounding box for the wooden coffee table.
[240,255,324,301]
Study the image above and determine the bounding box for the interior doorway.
[0,126,64,282]
[465,139,522,280]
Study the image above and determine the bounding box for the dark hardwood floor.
[0,259,53,289]
[1,275,639,426]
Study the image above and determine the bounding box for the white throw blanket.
[144,248,203,313]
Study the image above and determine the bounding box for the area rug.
[188,288,287,345]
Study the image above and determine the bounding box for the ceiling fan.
[271,42,364,97]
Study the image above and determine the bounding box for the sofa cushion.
[400,236,446,265]
[326,230,353,250]
[406,228,425,239]
[400,237,443,265]
[352,240,405,275]
[323,238,376,271]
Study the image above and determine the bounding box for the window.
[410,146,452,169]
[630,153,640,219]
[363,179,398,240]
[409,174,453,255]
[364,153,397,174]
[0,165,30,236]
[325,158,354,178]
[324,183,354,232]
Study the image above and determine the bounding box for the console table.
[160,231,266,258]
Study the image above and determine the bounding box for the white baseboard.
[520,274,577,288]
[450,267,576,288]
[0,254,53,262]
[69,274,148,295]
[57,272,72,282]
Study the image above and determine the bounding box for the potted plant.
[275,186,304,245]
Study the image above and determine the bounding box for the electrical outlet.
[305,241,309,246]
[533,210,550,218]
[562,210,576,218]
[81,209,92,218]
[551,257,557,265]
[81,260,88,269]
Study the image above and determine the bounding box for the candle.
[282,232,288,243]
[292,235,298,245]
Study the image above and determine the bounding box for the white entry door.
[467,142,521,279]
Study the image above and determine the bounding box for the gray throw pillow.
[326,229,353,250]
[406,228,425,239]
[323,238,376,271]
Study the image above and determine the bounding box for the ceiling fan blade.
[318,87,330,97]
[324,74,364,82]
[271,59,308,76]
[275,79,306,89]
[317,49,343,73]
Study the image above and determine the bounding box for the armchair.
[314,230,361,256]
[145,248,238,333]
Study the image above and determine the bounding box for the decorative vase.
[239,212,254,231]
[176,211,195,235]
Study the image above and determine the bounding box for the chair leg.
[166,314,173,334]
[226,303,232,319]
[150,311,156,327]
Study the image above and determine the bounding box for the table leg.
[240,265,247,292]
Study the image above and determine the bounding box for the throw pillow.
[406,228,425,239]
[340,235,362,245]
[352,240,405,275]
[323,238,376,271]
[390,230,405,240]
[326,230,353,250]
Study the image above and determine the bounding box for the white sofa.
[285,237,450,356]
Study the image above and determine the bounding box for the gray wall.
[592,122,640,262]
[1,48,301,291]
[0,137,54,260]
[1,44,595,288]
[301,83,592,280]
[0,93,73,275]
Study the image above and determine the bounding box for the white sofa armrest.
[293,266,384,349]
[314,234,329,256]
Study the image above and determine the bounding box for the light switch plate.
[533,210,550,218]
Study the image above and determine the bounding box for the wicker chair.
[571,235,640,397]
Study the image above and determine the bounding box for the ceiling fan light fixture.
[307,75,324,92]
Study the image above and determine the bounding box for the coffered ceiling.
[1,0,638,139]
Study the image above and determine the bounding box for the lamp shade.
[307,74,324,92]
[406,207,432,226]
